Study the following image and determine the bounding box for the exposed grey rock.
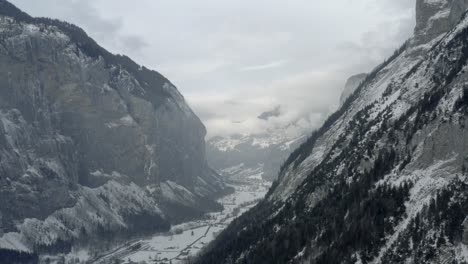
[413,0,468,46]
[339,73,367,105]
[257,105,281,120]
[463,219,468,245]
[0,212,3,237]
[0,0,229,253]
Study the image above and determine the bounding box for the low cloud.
[188,70,343,139]
[334,6,415,73]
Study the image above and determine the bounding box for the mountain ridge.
[196,2,468,263]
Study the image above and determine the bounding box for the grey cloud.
[334,6,415,74]
[188,69,343,138]
[375,0,417,13]
[120,35,148,53]
[224,100,243,106]
[9,0,418,138]
[240,60,288,72]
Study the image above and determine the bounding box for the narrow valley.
[93,178,270,264]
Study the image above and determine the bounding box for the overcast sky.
[10,0,416,138]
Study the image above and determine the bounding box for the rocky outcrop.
[339,73,367,105]
[413,0,468,46]
[0,0,229,254]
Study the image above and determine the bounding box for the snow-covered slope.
[197,1,468,263]
[0,0,230,258]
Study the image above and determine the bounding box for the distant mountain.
[207,125,305,182]
[207,76,370,183]
[207,75,369,183]
[0,0,230,259]
[197,0,468,263]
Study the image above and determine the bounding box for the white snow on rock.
[93,180,271,264]
[0,179,166,252]
[0,233,30,253]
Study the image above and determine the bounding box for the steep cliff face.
[0,0,228,254]
[413,0,468,45]
[339,73,367,105]
[197,2,468,264]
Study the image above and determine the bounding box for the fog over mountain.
[10,0,416,138]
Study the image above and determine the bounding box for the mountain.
[196,1,468,263]
[340,73,367,105]
[206,109,307,182]
[0,0,231,259]
[207,129,305,182]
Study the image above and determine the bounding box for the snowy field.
[93,180,270,264]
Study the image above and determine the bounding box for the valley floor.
[92,179,270,264]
